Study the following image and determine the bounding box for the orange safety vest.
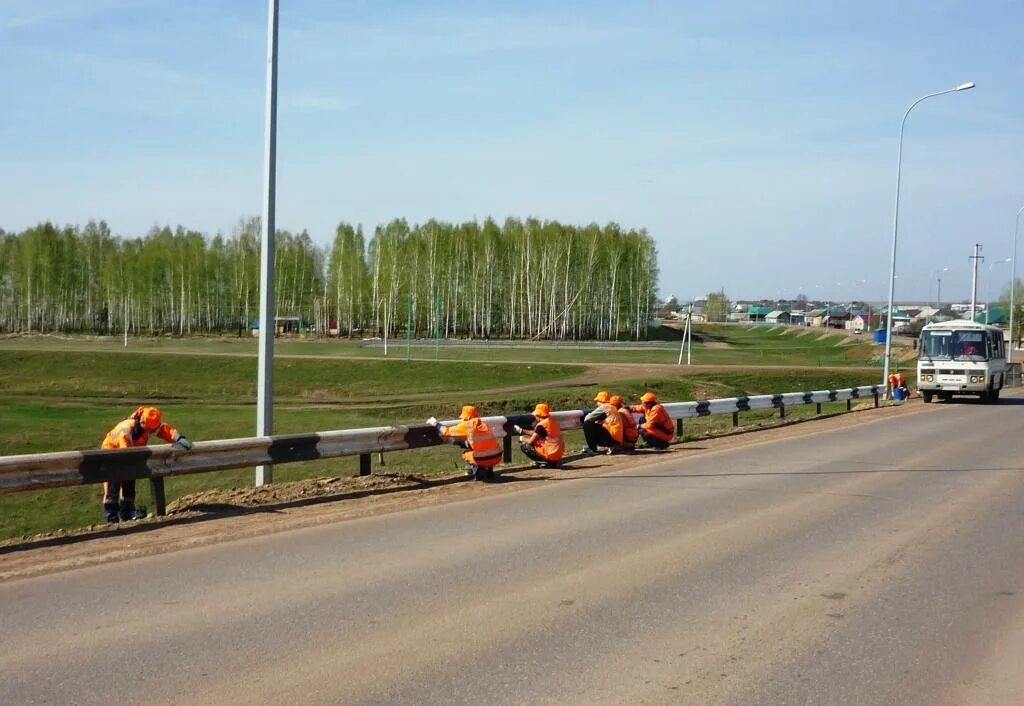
[443,417,502,467]
[599,403,624,444]
[466,417,502,467]
[534,417,565,461]
[619,406,639,446]
[641,403,674,443]
[101,418,178,450]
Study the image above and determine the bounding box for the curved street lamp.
[1010,206,1024,362]
[882,82,975,396]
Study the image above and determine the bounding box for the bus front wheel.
[922,391,933,404]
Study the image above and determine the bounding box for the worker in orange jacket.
[100,406,193,522]
[429,405,502,481]
[610,395,638,452]
[888,371,909,400]
[514,402,565,468]
[629,391,675,449]
[582,390,623,456]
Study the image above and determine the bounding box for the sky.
[1,0,1022,303]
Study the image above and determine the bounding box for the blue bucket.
[892,387,907,401]
[873,329,887,343]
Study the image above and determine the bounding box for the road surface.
[2,400,1023,704]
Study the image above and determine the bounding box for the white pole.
[882,83,974,399]
[1010,206,1024,363]
[677,311,688,365]
[686,303,692,365]
[970,243,982,323]
[255,0,279,487]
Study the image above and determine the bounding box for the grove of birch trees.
[0,217,659,340]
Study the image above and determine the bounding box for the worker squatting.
[429,391,675,482]
[96,392,675,521]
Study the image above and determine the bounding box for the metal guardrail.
[358,338,682,350]
[0,385,882,516]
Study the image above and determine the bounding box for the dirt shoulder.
[0,399,939,583]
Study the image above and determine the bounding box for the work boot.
[474,466,495,482]
[465,463,478,478]
[103,499,119,524]
[118,499,135,522]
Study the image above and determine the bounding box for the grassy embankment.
[0,332,886,540]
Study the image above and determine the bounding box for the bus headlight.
[978,374,985,383]
[926,374,934,382]
[970,375,978,383]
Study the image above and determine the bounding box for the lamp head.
[955,82,976,91]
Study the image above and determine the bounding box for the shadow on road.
[0,470,550,555]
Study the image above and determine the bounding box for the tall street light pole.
[882,82,975,397]
[1010,206,1024,362]
[934,267,948,307]
[255,0,279,486]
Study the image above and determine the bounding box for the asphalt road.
[2,400,1024,705]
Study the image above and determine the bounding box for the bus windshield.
[920,330,988,360]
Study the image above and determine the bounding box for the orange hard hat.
[609,395,623,407]
[134,406,162,433]
[594,391,610,403]
[459,404,479,420]
[532,403,551,417]
[641,391,658,403]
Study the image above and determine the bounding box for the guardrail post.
[732,411,739,427]
[676,418,683,437]
[378,451,385,465]
[779,404,785,419]
[846,399,852,411]
[874,391,879,408]
[149,477,166,517]
[503,434,513,463]
[816,402,822,415]
[359,453,371,476]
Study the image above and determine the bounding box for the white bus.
[917,320,1007,403]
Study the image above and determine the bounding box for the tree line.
[0,217,659,340]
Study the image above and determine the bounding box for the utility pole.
[255,0,279,487]
[969,243,983,322]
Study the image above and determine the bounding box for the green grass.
[0,325,892,367]
[0,342,882,542]
[0,350,582,403]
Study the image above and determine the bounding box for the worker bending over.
[514,402,565,468]
[429,405,502,481]
[100,406,193,522]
